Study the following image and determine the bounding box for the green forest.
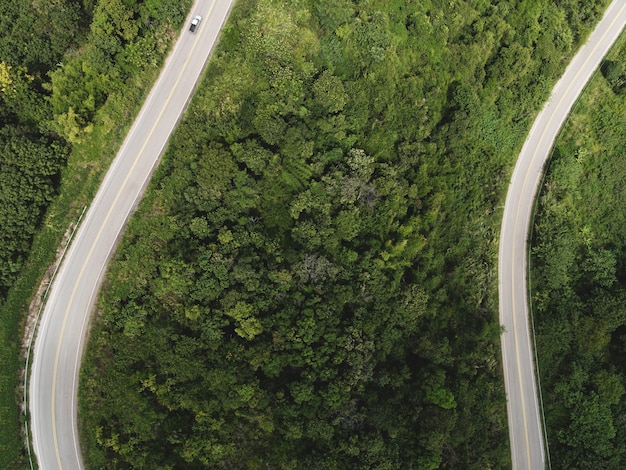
[0,0,190,467]
[0,0,85,298]
[76,0,612,468]
[531,38,626,469]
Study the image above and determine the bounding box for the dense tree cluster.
[48,0,192,143]
[80,0,610,468]
[0,127,66,292]
[0,0,87,297]
[532,43,626,469]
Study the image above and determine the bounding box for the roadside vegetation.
[79,0,610,468]
[531,34,626,469]
[0,0,190,467]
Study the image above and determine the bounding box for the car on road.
[189,15,202,33]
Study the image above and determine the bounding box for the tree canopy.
[79,0,612,468]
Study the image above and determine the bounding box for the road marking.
[506,4,626,467]
[49,0,220,466]
[510,267,532,466]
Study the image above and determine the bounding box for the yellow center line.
[49,0,219,466]
[510,280,531,466]
[509,4,625,467]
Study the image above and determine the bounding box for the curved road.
[28,1,234,468]
[28,0,626,469]
[499,1,626,469]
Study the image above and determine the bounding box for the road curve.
[499,2,626,469]
[28,1,234,468]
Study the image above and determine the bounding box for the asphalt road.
[498,2,626,469]
[27,1,626,469]
[28,1,234,468]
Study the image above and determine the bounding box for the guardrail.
[22,205,87,470]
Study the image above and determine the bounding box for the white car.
[189,15,202,33]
